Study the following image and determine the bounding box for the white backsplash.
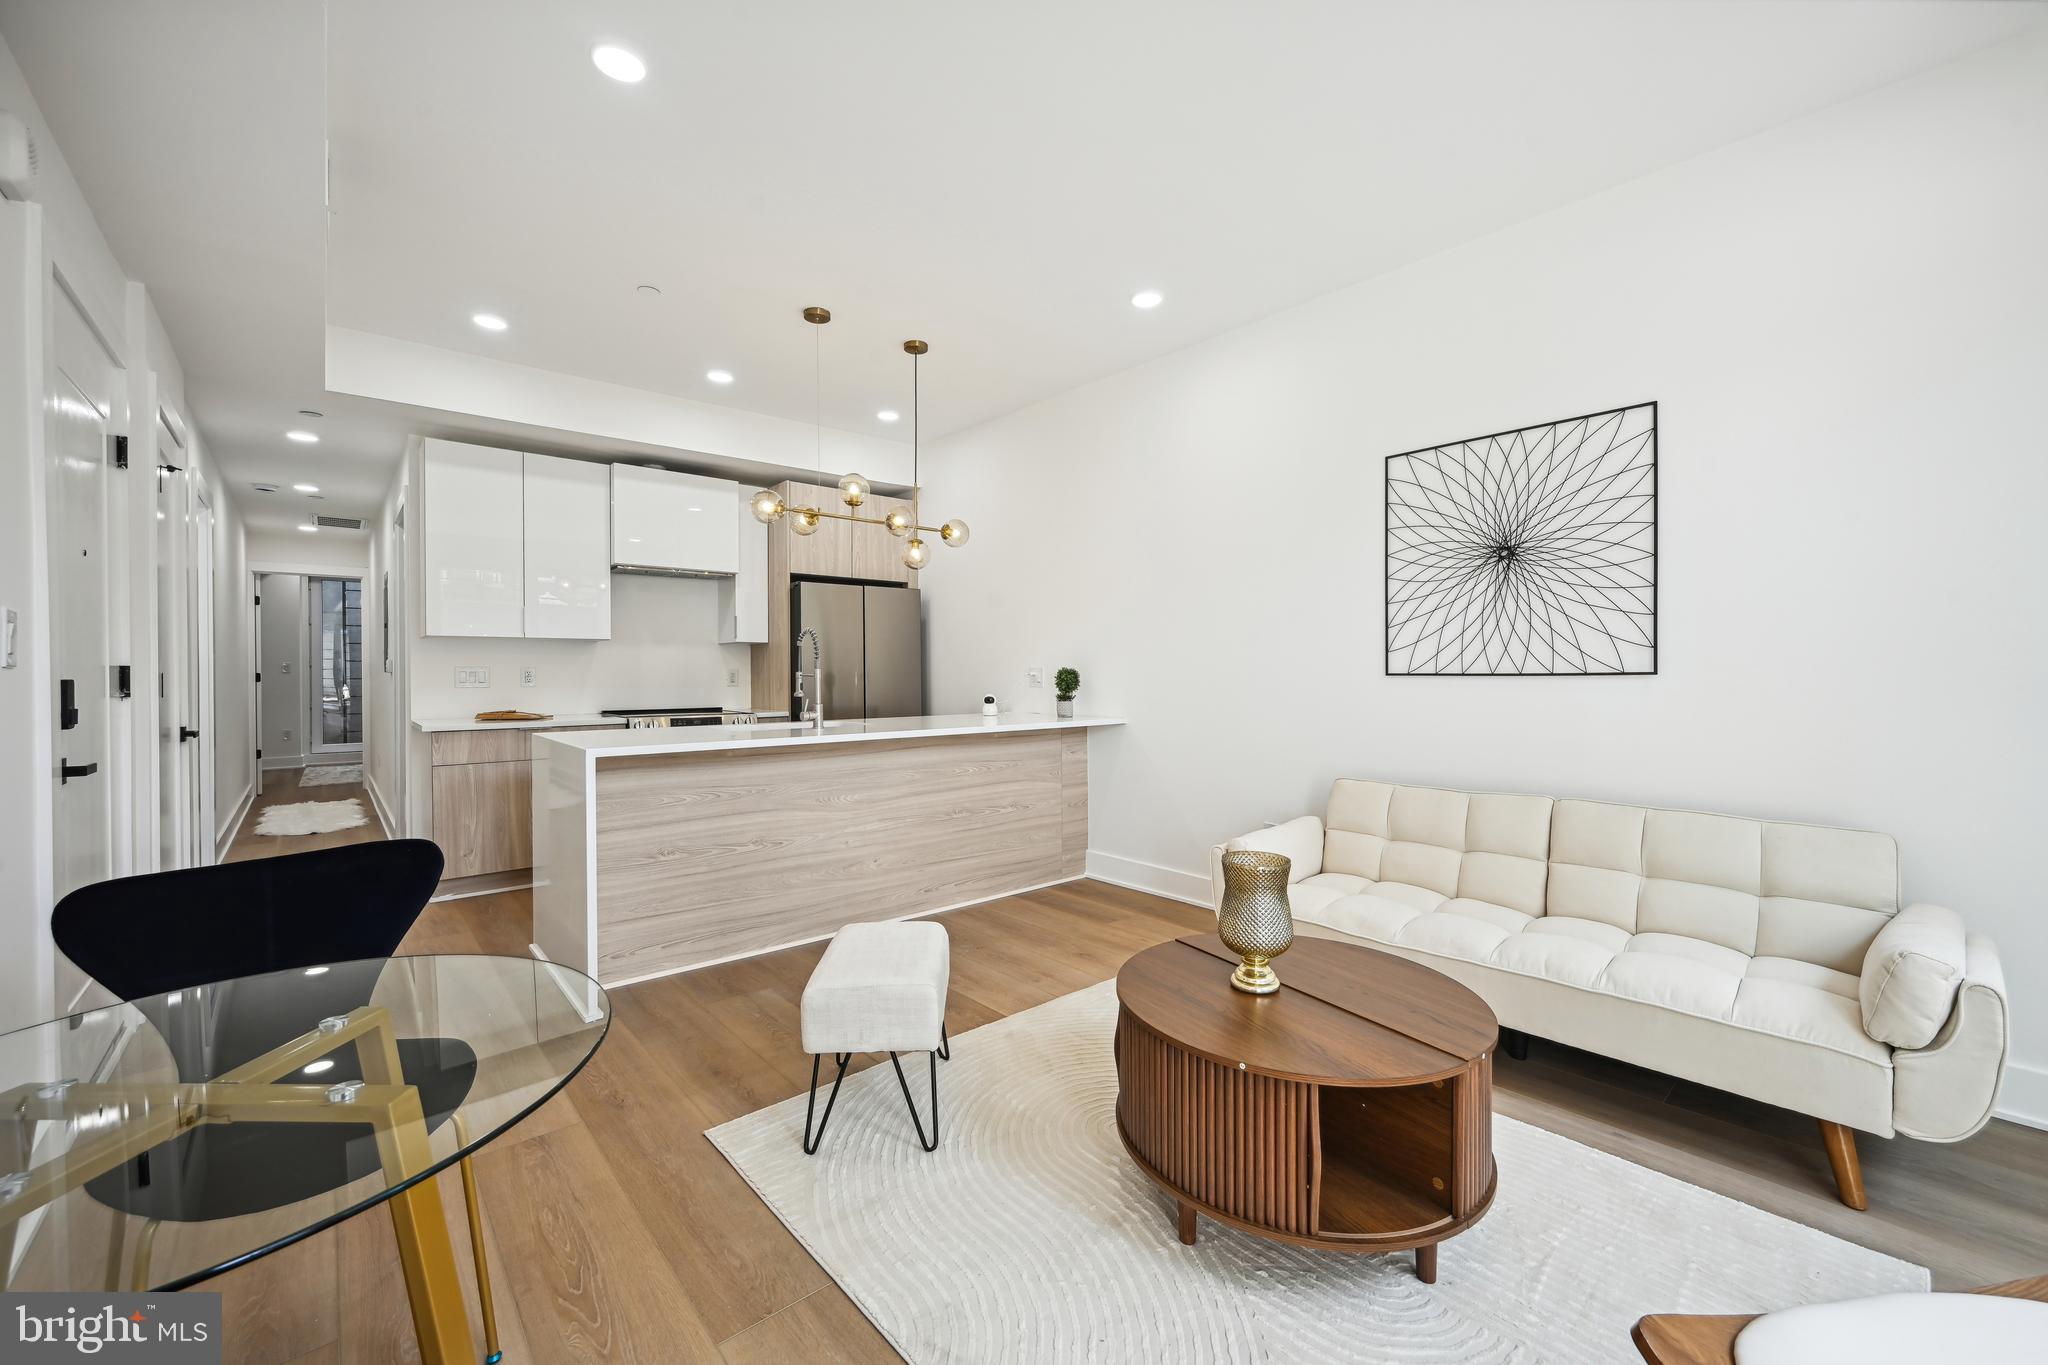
[410,573,753,719]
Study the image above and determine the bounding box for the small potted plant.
[1054,667,1080,719]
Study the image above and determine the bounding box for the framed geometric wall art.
[1385,401,1656,676]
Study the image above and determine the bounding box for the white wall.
[247,529,369,570]
[924,32,2048,1123]
[0,28,255,1026]
[362,459,408,837]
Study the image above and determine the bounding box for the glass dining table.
[0,952,610,1365]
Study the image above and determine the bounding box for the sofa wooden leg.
[1819,1120,1868,1210]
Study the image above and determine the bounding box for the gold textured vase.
[1217,849,1294,995]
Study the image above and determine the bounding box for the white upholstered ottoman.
[799,921,951,1153]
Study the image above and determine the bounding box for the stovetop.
[600,706,725,717]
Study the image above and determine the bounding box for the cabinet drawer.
[431,729,530,766]
[431,760,533,877]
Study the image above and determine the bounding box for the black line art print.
[1386,402,1656,676]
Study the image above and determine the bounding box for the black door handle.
[60,760,97,784]
[179,726,200,742]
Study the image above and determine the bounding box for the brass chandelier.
[749,306,968,571]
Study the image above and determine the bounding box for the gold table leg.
[452,1112,503,1364]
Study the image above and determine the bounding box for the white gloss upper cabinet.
[611,465,739,575]
[523,453,612,640]
[421,438,524,637]
[719,498,768,643]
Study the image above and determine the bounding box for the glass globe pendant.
[791,507,822,537]
[902,536,929,571]
[750,488,786,523]
[884,508,913,537]
[939,518,970,547]
[838,472,870,508]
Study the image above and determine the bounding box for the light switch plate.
[1026,666,1045,689]
[2,606,16,669]
[455,666,490,688]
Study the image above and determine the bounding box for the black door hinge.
[255,670,262,683]
[59,678,79,730]
[112,664,131,698]
[254,594,262,606]
[109,435,128,469]
[256,747,264,760]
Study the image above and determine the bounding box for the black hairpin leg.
[802,1051,851,1155]
[936,1021,951,1061]
[889,1048,941,1153]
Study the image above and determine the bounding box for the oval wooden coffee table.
[1114,933,1498,1282]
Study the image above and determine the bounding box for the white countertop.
[412,713,627,733]
[532,713,1124,758]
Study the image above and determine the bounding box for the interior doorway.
[308,575,364,753]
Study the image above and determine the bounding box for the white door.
[187,490,216,865]
[49,288,116,902]
[153,455,187,867]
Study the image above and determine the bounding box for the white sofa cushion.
[1301,890,1892,1086]
[1224,815,1323,882]
[1860,905,1968,1049]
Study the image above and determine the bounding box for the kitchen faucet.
[794,627,825,731]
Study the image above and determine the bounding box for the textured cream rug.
[709,980,1926,1364]
[253,798,369,836]
[298,763,364,787]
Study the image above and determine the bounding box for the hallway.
[223,765,386,862]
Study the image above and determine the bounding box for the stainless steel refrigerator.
[790,582,924,720]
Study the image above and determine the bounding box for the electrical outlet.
[521,667,537,688]
[283,728,292,741]
[279,661,290,675]
[1026,666,1045,689]
[455,666,490,688]
[726,668,738,687]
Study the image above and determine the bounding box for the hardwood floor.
[209,804,2048,1363]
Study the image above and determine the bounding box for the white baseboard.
[260,756,307,772]
[215,782,255,861]
[1084,850,1211,908]
[364,773,398,840]
[1995,1061,2048,1131]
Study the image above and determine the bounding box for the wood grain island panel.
[535,727,1102,987]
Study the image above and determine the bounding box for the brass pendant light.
[750,307,969,571]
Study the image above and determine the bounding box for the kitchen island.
[531,714,1124,987]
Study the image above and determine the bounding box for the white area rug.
[709,980,1926,1364]
[298,763,363,787]
[253,798,369,836]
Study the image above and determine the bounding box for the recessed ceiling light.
[472,312,509,332]
[285,430,319,444]
[705,369,734,385]
[297,523,318,533]
[592,45,647,83]
[637,283,662,297]
[1130,289,1164,310]
[876,410,900,423]
[297,408,323,418]
[293,483,319,493]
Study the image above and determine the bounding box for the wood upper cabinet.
[781,481,853,578]
[421,439,524,637]
[851,493,914,584]
[523,453,611,640]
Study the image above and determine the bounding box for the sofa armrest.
[1859,902,1968,1048]
[1207,815,1324,911]
[1892,930,2008,1142]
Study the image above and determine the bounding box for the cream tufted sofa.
[1210,779,2008,1208]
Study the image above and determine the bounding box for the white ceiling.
[5,1,2044,533]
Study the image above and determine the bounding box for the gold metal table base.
[1,1005,493,1365]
